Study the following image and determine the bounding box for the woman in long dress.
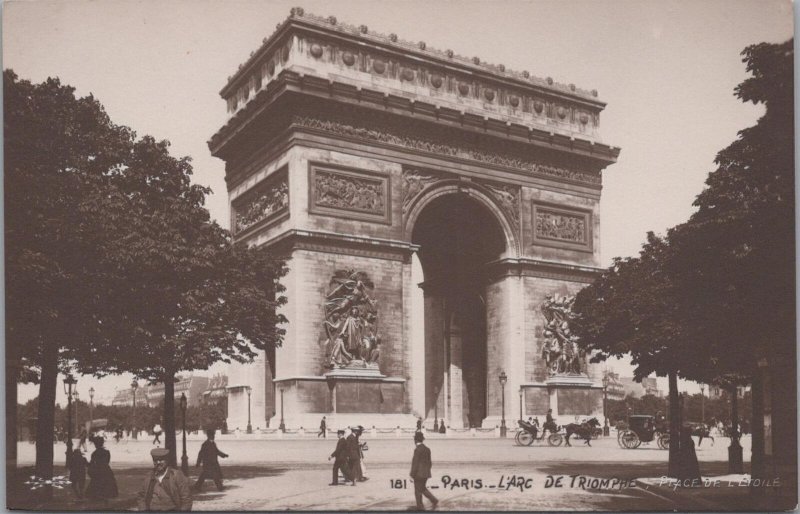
[85,436,119,500]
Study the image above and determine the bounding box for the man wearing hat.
[137,448,193,511]
[409,432,438,511]
[328,429,351,485]
[345,427,361,486]
[194,429,229,492]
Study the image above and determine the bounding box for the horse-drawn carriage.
[515,420,564,447]
[617,415,669,449]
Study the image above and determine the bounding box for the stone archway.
[411,192,507,428]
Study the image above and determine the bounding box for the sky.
[4,0,794,405]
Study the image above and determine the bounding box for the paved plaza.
[14,434,768,511]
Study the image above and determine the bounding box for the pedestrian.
[409,431,438,511]
[68,448,88,499]
[85,436,119,501]
[194,429,229,492]
[78,428,88,452]
[328,429,351,485]
[153,423,163,445]
[433,419,439,433]
[318,416,327,438]
[416,417,423,432]
[345,427,360,486]
[137,448,193,511]
[355,425,369,481]
[438,420,446,434]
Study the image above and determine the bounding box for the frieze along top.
[216,8,615,148]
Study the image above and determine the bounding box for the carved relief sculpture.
[481,181,520,230]
[324,270,381,370]
[233,177,289,233]
[535,210,587,244]
[541,294,585,376]
[314,169,385,215]
[402,168,446,215]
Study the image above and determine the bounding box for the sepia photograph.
[3,0,796,511]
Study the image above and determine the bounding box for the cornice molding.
[248,229,419,262]
[484,257,602,284]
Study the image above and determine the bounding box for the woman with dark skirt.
[85,436,119,501]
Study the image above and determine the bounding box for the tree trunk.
[667,370,680,477]
[163,373,178,468]
[35,344,59,498]
[7,358,18,478]
[750,373,765,495]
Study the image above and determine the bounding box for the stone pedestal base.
[515,377,604,424]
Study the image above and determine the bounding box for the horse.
[564,418,601,447]
[687,423,714,447]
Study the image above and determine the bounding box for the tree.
[5,70,135,482]
[70,135,287,466]
[572,39,793,481]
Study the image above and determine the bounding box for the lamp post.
[499,371,507,438]
[699,384,706,424]
[433,388,439,422]
[519,387,523,422]
[278,387,286,432]
[131,380,139,440]
[180,393,188,475]
[88,387,95,435]
[74,391,80,435]
[245,386,253,434]
[63,374,77,463]
[602,375,610,436]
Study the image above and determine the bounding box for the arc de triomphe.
[209,8,620,431]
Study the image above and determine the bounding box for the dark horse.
[564,418,601,447]
[688,423,714,447]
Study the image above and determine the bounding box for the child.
[68,448,88,498]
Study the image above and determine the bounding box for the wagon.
[617,415,669,449]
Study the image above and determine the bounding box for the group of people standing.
[329,425,368,486]
[67,435,119,501]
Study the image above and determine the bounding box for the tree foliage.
[5,69,287,474]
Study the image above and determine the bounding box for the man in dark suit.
[193,429,229,492]
[345,428,360,486]
[409,431,438,510]
[328,429,350,485]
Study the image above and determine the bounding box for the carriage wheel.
[657,433,670,450]
[620,430,640,449]
[518,432,534,446]
[514,431,522,446]
[547,433,564,447]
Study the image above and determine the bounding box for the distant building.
[146,376,209,407]
[606,376,662,400]
[708,384,749,399]
[110,375,223,408]
[202,374,229,402]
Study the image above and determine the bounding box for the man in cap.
[409,431,438,511]
[328,429,351,485]
[137,448,193,511]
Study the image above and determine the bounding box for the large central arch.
[410,190,507,428]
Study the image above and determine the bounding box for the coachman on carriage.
[617,415,670,449]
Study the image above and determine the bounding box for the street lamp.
[88,387,95,435]
[245,386,253,434]
[278,387,286,433]
[131,380,139,440]
[180,393,189,475]
[499,371,507,438]
[519,387,523,422]
[699,384,706,424]
[602,375,610,436]
[74,391,80,435]
[63,374,77,463]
